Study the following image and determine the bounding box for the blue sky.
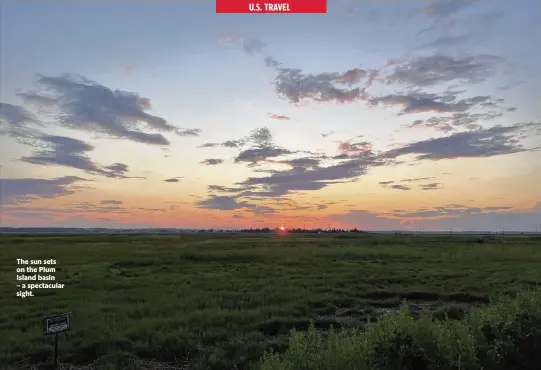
[1,0,540,231]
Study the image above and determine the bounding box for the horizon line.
[0,227,539,234]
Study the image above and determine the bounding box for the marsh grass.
[1,233,541,369]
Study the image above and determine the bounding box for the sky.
[1,0,540,231]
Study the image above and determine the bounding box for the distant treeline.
[1,227,538,235]
[0,227,367,233]
[200,227,367,233]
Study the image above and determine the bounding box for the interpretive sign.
[43,313,71,335]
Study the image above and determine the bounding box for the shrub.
[258,289,541,370]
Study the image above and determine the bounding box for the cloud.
[219,29,265,56]
[264,56,281,68]
[393,203,540,232]
[329,210,402,230]
[234,147,292,166]
[124,65,138,72]
[392,205,513,219]
[0,176,87,205]
[248,127,273,146]
[242,38,266,55]
[201,158,224,165]
[331,203,540,231]
[497,81,524,91]
[201,127,395,202]
[199,127,272,149]
[420,0,479,18]
[2,202,131,221]
[336,68,368,85]
[408,111,503,132]
[384,54,501,87]
[23,74,200,146]
[163,177,181,183]
[0,102,39,126]
[100,200,123,205]
[419,35,470,50]
[17,92,59,107]
[195,193,278,215]
[235,150,386,199]
[419,182,443,190]
[0,102,43,143]
[390,184,411,191]
[365,70,380,89]
[199,140,244,149]
[401,177,436,182]
[103,163,130,178]
[197,195,248,210]
[337,139,373,155]
[177,128,201,136]
[197,119,537,206]
[269,157,323,169]
[379,178,440,190]
[266,61,367,104]
[200,127,293,167]
[250,205,276,215]
[370,92,501,116]
[221,140,244,148]
[383,122,540,161]
[20,135,133,178]
[268,113,291,121]
[208,185,244,193]
[137,207,165,212]
[420,211,541,232]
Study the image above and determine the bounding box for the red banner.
[216,0,327,14]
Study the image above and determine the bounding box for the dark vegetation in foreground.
[1,233,541,369]
[260,289,541,370]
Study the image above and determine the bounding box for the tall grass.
[3,234,541,369]
[259,289,541,370]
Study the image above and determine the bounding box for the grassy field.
[1,233,541,369]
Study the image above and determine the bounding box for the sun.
[279,226,285,231]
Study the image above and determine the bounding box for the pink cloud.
[268,113,291,121]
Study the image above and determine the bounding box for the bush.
[258,289,541,370]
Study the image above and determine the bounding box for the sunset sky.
[1,0,540,231]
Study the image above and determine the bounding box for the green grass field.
[1,233,541,369]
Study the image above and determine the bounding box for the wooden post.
[43,313,71,369]
[54,333,59,368]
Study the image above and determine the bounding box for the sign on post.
[43,313,71,368]
[43,313,71,335]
